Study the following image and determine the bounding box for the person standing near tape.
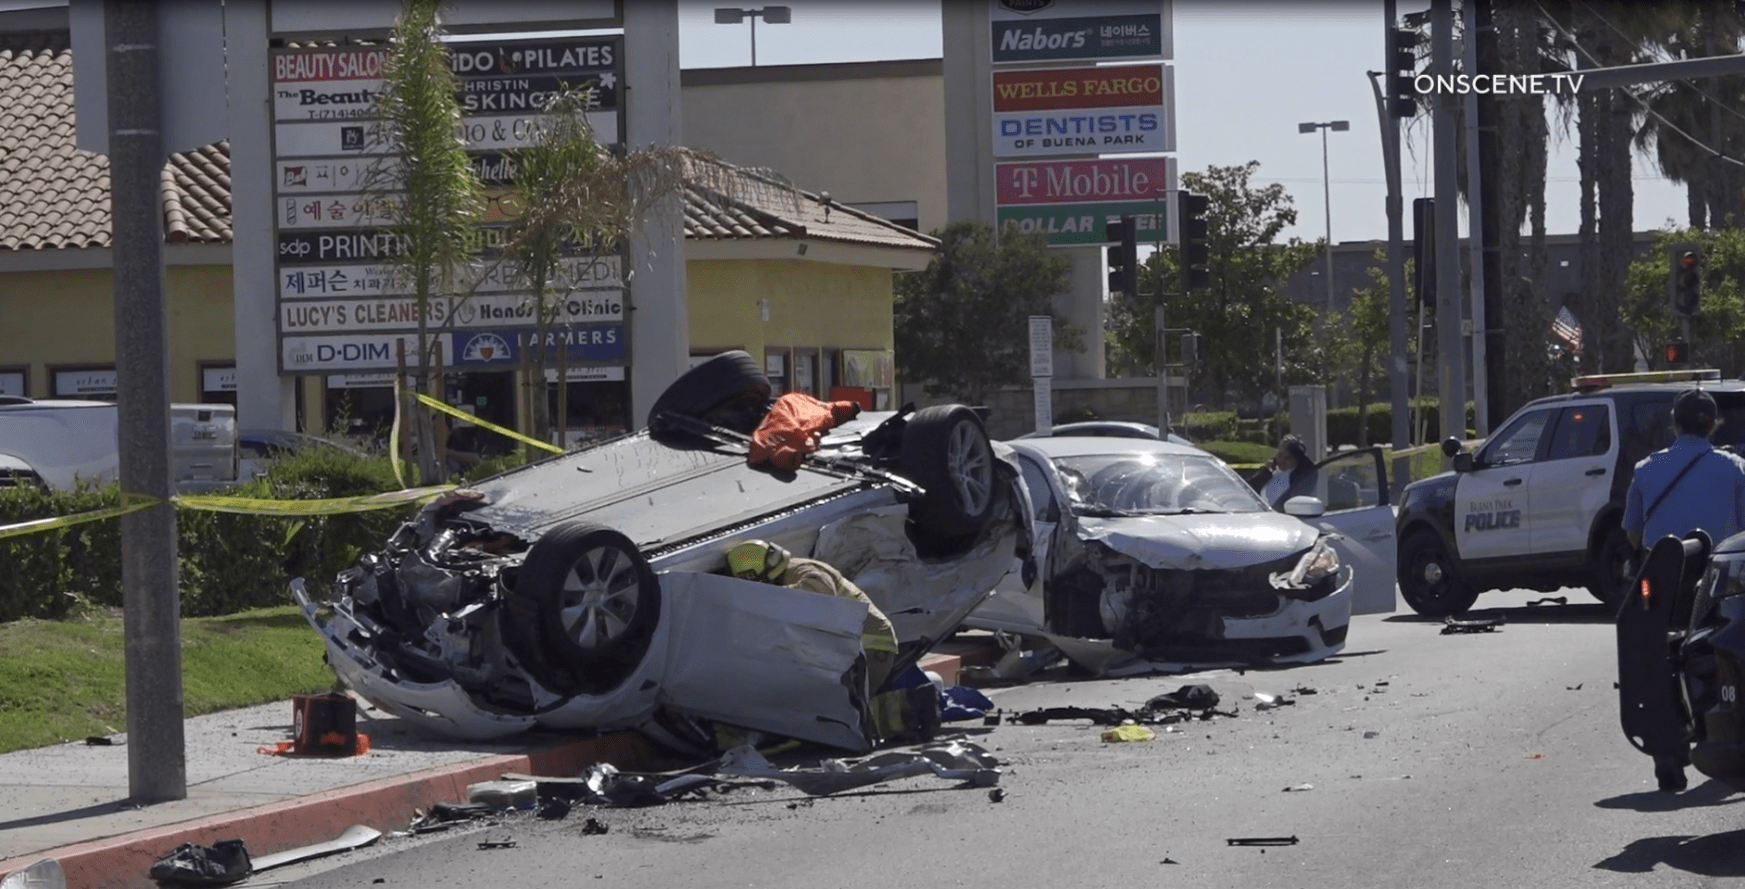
[1622,387,1745,792]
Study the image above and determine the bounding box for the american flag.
[1551,305,1582,352]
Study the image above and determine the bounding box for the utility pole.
[1371,0,1409,497]
[1432,0,1466,454]
[106,0,185,802]
[1462,0,1489,437]
[1476,0,1506,431]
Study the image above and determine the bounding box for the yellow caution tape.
[0,493,158,541]
[174,484,456,516]
[390,380,408,489]
[416,392,563,454]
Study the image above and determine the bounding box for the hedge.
[0,446,422,622]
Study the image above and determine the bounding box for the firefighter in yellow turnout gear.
[727,539,899,692]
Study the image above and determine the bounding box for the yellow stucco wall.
[0,264,235,401]
[687,259,894,356]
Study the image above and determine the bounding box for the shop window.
[200,363,237,406]
[51,366,117,401]
[323,373,398,440]
[0,367,26,398]
[546,371,630,447]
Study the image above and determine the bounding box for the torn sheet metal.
[656,572,872,752]
[812,505,1019,646]
[717,739,1002,796]
[1076,513,1320,571]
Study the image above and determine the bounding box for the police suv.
[1394,370,1745,616]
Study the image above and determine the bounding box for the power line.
[1537,0,1745,168]
[1574,0,1745,128]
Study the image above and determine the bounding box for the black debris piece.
[148,840,252,886]
[477,841,516,850]
[85,736,115,746]
[1226,836,1299,846]
[988,788,1006,803]
[1527,596,1567,607]
[537,798,572,820]
[1441,616,1504,635]
[1567,683,1583,691]
[1014,706,1134,726]
[1291,686,1318,695]
[1161,858,1179,865]
[581,818,610,836]
[1146,684,1221,711]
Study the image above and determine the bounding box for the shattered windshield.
[1053,453,1270,517]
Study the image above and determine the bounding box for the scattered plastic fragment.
[476,841,516,850]
[1227,836,1299,846]
[0,859,65,889]
[1013,685,1223,726]
[252,825,380,872]
[718,738,1001,795]
[1567,683,1583,691]
[1101,724,1155,743]
[1283,784,1314,792]
[1291,686,1318,695]
[538,799,571,821]
[1441,616,1504,634]
[941,685,997,722]
[988,788,1006,803]
[148,840,251,886]
[581,818,610,836]
[1161,858,1179,865]
[1524,753,1542,760]
[1363,731,1380,739]
[1526,596,1567,607]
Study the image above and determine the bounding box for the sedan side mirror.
[1282,495,1325,518]
[1452,453,1473,473]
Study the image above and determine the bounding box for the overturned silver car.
[296,353,1028,753]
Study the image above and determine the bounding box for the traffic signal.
[1389,29,1420,118]
[1671,244,1702,316]
[1105,215,1138,299]
[1665,340,1690,366]
[1412,197,1435,304]
[1179,191,1210,290]
[1181,331,1202,365]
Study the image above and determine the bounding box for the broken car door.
[1306,447,1397,615]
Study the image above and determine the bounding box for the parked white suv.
[0,399,239,493]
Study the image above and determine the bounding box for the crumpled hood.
[1078,511,1320,570]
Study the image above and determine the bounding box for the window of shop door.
[449,371,517,457]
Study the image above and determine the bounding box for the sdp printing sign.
[990,0,1173,64]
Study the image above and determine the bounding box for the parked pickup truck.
[0,399,239,493]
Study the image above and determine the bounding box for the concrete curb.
[0,731,655,889]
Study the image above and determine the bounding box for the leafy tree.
[504,90,787,447]
[894,221,1081,404]
[1623,227,1745,375]
[1107,162,1319,406]
[1328,252,1422,446]
[372,0,484,484]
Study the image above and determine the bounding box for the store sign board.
[280,256,621,300]
[995,198,1170,247]
[990,0,1172,64]
[280,290,625,333]
[450,325,626,368]
[273,111,619,157]
[281,333,451,373]
[996,156,1174,206]
[992,64,1163,113]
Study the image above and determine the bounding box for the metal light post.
[1298,120,1350,315]
[713,6,791,66]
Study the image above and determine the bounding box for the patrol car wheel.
[1399,530,1478,617]
[1588,523,1634,608]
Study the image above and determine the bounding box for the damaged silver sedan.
[967,437,1395,674]
[295,352,1028,754]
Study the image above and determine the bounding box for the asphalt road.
[271,588,1744,889]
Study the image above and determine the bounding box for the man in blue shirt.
[1622,387,1745,791]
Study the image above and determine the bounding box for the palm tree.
[1634,3,1745,230]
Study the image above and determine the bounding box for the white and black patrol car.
[1395,370,1745,616]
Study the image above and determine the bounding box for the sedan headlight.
[1285,538,1341,586]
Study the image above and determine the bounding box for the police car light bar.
[1571,368,1722,392]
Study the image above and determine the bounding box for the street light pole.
[713,6,792,67]
[1298,120,1350,316]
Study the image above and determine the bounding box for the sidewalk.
[0,648,982,889]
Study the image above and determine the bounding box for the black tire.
[646,351,770,436]
[900,405,998,537]
[519,521,660,672]
[1588,521,1634,608]
[1398,529,1478,617]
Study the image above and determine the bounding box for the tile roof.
[1,33,932,257]
[0,32,231,251]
